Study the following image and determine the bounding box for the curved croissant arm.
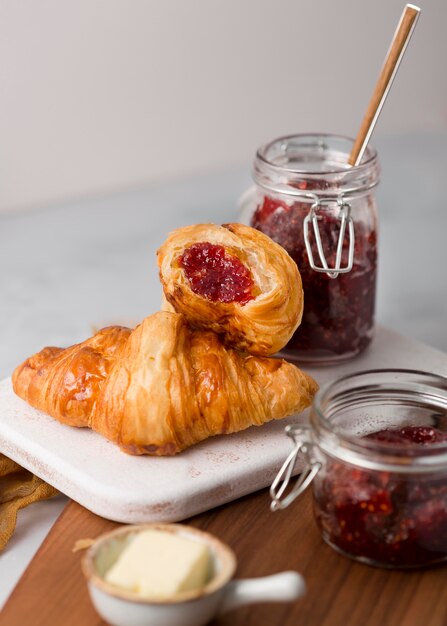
[13,312,318,455]
[12,326,132,427]
[157,223,303,356]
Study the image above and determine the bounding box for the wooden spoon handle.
[348,4,420,166]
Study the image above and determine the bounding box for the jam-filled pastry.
[12,312,317,455]
[157,223,303,356]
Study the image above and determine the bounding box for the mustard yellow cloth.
[0,454,58,551]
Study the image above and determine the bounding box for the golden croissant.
[157,223,303,356]
[12,312,317,455]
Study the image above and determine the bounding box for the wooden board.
[2,489,446,626]
[2,328,447,524]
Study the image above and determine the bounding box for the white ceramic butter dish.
[82,523,305,626]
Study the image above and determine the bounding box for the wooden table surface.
[2,487,447,626]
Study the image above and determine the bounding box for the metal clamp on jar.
[270,370,447,569]
[239,133,380,365]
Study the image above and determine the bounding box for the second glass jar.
[270,370,447,569]
[240,133,380,365]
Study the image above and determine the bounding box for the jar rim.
[311,368,447,473]
[256,132,378,176]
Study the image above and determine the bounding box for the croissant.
[157,223,303,356]
[12,312,317,455]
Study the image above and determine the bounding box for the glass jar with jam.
[239,133,380,365]
[270,370,447,569]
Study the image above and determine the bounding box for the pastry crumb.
[72,538,95,552]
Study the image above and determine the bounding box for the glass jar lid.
[253,133,380,200]
[312,369,447,473]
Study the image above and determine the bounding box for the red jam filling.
[314,426,447,567]
[251,194,377,358]
[179,242,255,305]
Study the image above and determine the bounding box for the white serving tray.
[1,327,446,524]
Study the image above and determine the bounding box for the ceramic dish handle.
[218,571,305,614]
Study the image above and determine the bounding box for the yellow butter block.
[105,529,211,599]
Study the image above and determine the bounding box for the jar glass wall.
[241,134,380,365]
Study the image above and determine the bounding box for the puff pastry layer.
[157,223,303,356]
[12,312,317,455]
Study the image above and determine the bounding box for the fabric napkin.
[0,454,58,551]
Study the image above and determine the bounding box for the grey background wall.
[0,0,445,213]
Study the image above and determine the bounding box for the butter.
[104,529,211,598]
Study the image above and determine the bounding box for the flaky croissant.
[12,312,317,455]
[157,223,303,356]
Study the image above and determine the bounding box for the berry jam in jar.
[240,134,380,364]
[270,370,447,569]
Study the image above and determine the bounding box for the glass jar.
[239,133,380,365]
[270,370,447,569]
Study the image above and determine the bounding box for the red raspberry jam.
[251,196,377,360]
[313,426,447,568]
[179,242,255,305]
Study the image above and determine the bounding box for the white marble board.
[0,327,446,524]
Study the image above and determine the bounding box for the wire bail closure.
[303,196,354,279]
[270,425,321,512]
